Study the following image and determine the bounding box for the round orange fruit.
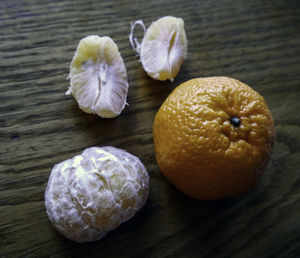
[153,77,275,200]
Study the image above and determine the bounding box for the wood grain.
[1,0,300,257]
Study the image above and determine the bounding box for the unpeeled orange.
[153,77,275,200]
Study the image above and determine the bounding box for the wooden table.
[1,0,299,257]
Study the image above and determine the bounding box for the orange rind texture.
[153,77,274,200]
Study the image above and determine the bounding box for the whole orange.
[153,77,275,200]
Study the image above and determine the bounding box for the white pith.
[67,36,129,118]
[130,16,187,81]
[45,146,150,243]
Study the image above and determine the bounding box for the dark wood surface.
[1,0,300,257]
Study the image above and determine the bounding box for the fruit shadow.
[153,174,270,249]
[53,197,156,256]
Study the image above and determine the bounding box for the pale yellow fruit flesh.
[68,35,128,118]
[140,16,187,81]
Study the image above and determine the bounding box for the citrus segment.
[130,16,187,81]
[67,35,128,118]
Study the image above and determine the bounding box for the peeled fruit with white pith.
[130,16,188,81]
[44,146,150,243]
[67,35,129,118]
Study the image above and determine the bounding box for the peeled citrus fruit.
[130,16,187,81]
[67,35,128,118]
[45,146,149,243]
[153,77,275,200]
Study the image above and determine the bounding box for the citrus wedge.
[130,16,187,81]
[67,35,128,118]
